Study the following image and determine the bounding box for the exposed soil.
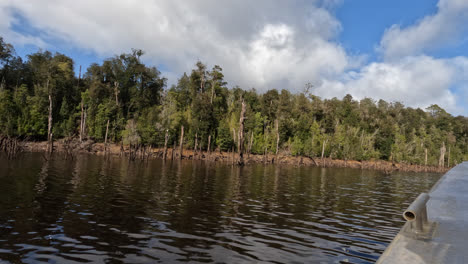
[21,139,449,173]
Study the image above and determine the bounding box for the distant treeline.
[0,37,467,166]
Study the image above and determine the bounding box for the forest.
[0,36,467,166]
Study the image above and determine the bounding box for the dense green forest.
[0,37,467,166]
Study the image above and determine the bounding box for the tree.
[0,37,466,166]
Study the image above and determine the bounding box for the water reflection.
[0,153,440,263]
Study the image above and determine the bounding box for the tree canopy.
[1,37,467,166]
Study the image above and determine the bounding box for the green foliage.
[121,119,140,145]
[0,36,466,166]
[0,88,17,136]
[136,106,163,145]
[291,136,304,156]
[216,120,233,151]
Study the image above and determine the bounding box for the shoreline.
[20,139,449,174]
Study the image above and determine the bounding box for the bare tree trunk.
[194,132,198,159]
[233,128,236,148]
[78,65,82,84]
[439,142,446,167]
[275,119,279,156]
[237,130,241,152]
[80,101,84,142]
[207,135,211,155]
[104,119,109,152]
[210,80,215,104]
[77,65,83,142]
[49,133,53,154]
[114,81,119,106]
[424,148,427,170]
[84,111,87,134]
[73,67,82,139]
[47,80,53,153]
[76,64,82,128]
[163,130,168,160]
[238,99,246,165]
[48,95,52,143]
[321,138,328,166]
[179,125,184,160]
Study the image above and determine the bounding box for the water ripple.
[0,153,441,263]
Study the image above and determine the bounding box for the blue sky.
[337,0,438,56]
[1,0,467,116]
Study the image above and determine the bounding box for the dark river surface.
[0,153,441,263]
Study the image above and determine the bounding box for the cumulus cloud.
[240,23,350,90]
[379,0,468,60]
[314,56,467,114]
[0,0,467,115]
[0,0,352,91]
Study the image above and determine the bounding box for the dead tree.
[210,79,215,104]
[80,101,84,142]
[179,125,184,160]
[63,137,75,160]
[78,65,81,84]
[80,102,87,143]
[238,99,246,165]
[200,69,205,93]
[207,135,211,156]
[49,133,53,154]
[321,138,328,166]
[78,65,84,143]
[0,137,24,159]
[83,109,87,140]
[275,119,279,156]
[104,119,109,152]
[232,128,237,149]
[114,81,120,107]
[194,132,198,159]
[163,130,169,160]
[439,142,446,167]
[47,79,53,153]
[425,148,428,168]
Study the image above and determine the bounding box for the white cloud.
[0,0,467,115]
[0,3,46,48]
[0,0,352,92]
[239,23,350,90]
[315,56,468,115]
[379,0,468,60]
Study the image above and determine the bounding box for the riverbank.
[21,139,449,173]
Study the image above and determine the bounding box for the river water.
[0,153,441,263]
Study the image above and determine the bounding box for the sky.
[0,0,467,116]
